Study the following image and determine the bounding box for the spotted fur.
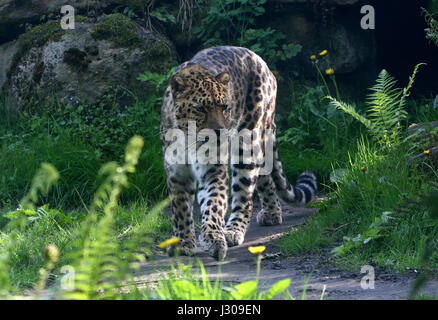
[160,46,317,261]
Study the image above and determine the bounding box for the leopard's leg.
[224,163,260,246]
[256,174,283,226]
[166,164,197,256]
[194,163,229,261]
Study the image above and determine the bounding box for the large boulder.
[2,14,177,109]
[0,0,116,43]
[0,0,163,43]
[0,40,17,89]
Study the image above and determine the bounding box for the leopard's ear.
[215,72,230,85]
[169,74,186,94]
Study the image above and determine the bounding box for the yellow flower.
[423,149,431,155]
[43,244,60,264]
[310,55,317,60]
[360,166,366,172]
[319,49,328,56]
[158,237,180,249]
[248,245,266,255]
[325,68,335,75]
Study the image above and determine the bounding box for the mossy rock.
[91,13,143,49]
[3,16,177,110]
[8,21,65,77]
[0,0,115,42]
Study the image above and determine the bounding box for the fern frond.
[328,67,423,148]
[62,136,145,300]
[366,70,405,144]
[400,63,427,107]
[327,96,375,132]
[121,199,170,270]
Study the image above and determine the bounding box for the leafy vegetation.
[328,64,426,148]
[277,67,438,276]
[193,0,302,69]
[423,8,438,46]
[0,0,437,300]
[0,92,166,208]
[0,137,296,300]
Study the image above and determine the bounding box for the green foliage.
[423,8,438,46]
[0,136,174,297]
[332,211,393,255]
[0,93,167,207]
[193,0,301,69]
[276,83,357,189]
[240,28,302,69]
[194,0,267,45]
[278,85,352,148]
[1,0,437,298]
[0,234,13,297]
[409,185,438,299]
[278,137,438,272]
[328,65,425,148]
[64,136,145,299]
[278,62,437,273]
[4,164,59,231]
[18,164,59,211]
[137,67,176,95]
[0,130,102,208]
[0,200,171,294]
[150,7,177,24]
[145,263,293,300]
[0,163,60,296]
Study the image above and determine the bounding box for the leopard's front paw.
[199,232,228,261]
[167,239,196,257]
[256,209,283,226]
[224,229,245,247]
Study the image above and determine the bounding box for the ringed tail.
[271,146,317,205]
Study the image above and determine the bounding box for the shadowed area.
[134,204,438,300]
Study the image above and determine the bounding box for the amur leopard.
[160,46,317,261]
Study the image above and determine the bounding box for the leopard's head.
[169,64,230,132]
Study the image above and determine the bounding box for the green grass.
[0,95,171,294]
[121,261,297,300]
[277,138,438,273]
[0,96,167,208]
[0,201,171,293]
[1,69,437,298]
[0,132,101,208]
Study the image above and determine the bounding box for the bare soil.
[136,204,438,300]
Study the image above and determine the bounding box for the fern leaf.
[327,96,376,133]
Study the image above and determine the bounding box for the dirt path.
[136,205,438,300]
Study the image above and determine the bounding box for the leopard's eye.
[221,104,227,110]
[195,105,206,113]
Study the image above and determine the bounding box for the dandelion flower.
[423,149,431,155]
[158,237,180,249]
[325,68,335,75]
[248,245,266,255]
[310,55,317,60]
[44,244,60,264]
[319,49,328,56]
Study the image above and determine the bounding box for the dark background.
[372,0,437,95]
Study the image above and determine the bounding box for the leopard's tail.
[271,145,317,205]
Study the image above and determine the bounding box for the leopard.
[160,46,317,261]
